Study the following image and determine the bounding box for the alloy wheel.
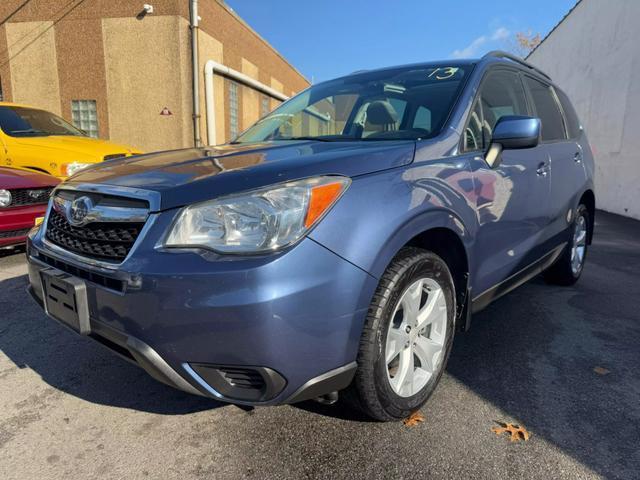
[385,277,448,397]
[571,213,588,275]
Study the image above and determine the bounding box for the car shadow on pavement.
[292,398,377,422]
[0,245,25,258]
[0,272,223,415]
[295,212,640,478]
[445,212,640,480]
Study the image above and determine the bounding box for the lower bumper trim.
[126,337,204,397]
[182,363,287,404]
[285,362,358,404]
[28,284,204,398]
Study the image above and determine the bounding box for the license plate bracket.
[40,268,91,335]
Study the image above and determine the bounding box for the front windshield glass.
[0,106,86,137]
[235,63,471,143]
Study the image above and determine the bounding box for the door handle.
[574,152,582,164]
[536,162,549,177]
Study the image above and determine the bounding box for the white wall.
[528,0,640,220]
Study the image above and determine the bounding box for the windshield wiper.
[11,128,48,136]
[231,135,416,145]
[274,136,337,142]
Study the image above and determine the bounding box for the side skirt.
[470,243,566,315]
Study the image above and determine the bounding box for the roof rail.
[482,50,551,80]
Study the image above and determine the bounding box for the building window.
[71,100,99,138]
[229,81,239,139]
[261,96,270,118]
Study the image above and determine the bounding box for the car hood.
[66,140,415,210]
[13,135,140,159]
[0,167,59,189]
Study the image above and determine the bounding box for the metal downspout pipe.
[204,60,289,146]
[190,0,202,147]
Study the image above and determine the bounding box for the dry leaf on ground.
[403,411,425,427]
[491,422,531,442]
[593,366,610,375]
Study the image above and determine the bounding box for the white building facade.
[528,0,640,220]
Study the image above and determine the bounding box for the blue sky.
[225,0,576,82]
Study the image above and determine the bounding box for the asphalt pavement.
[1,210,639,479]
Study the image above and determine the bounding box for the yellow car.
[0,102,142,178]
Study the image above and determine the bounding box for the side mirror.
[485,115,541,168]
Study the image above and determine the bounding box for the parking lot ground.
[1,210,639,479]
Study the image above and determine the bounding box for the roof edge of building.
[526,0,583,59]
[216,0,310,85]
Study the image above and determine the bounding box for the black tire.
[348,247,456,421]
[543,204,590,286]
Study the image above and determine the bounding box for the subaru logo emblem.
[67,196,93,226]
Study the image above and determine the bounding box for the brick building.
[0,0,309,151]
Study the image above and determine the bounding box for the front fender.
[309,163,476,279]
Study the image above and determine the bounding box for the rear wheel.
[544,204,590,286]
[349,247,456,421]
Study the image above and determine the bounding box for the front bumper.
[27,223,376,405]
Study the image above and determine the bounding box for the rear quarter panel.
[579,132,596,192]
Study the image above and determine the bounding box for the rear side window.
[524,76,566,142]
[462,69,528,152]
[556,88,582,138]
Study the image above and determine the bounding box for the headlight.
[64,162,93,176]
[165,176,350,253]
[0,189,11,207]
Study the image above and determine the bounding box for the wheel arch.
[405,226,470,324]
[368,209,473,328]
[579,189,595,244]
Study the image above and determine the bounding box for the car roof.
[319,59,477,84]
[324,52,553,86]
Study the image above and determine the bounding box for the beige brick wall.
[241,58,260,130]
[198,30,225,146]
[6,21,61,115]
[102,16,192,151]
[55,17,111,139]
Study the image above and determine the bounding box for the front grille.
[0,227,30,239]
[46,210,144,262]
[8,187,54,207]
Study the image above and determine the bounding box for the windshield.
[235,63,471,143]
[0,106,86,137]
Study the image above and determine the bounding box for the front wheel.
[349,247,456,421]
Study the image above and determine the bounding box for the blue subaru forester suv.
[27,52,595,421]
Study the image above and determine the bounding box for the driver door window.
[463,69,528,152]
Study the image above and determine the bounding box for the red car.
[0,167,59,248]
